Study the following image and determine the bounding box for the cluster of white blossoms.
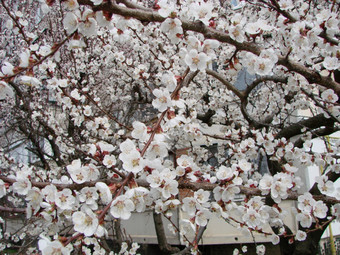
[0,0,340,254]
[259,173,294,203]
[152,88,173,112]
[240,49,278,76]
[110,188,152,220]
[119,139,144,174]
[152,71,185,112]
[146,168,179,200]
[183,36,220,72]
[63,9,98,37]
[296,192,328,229]
[160,18,183,44]
[239,196,270,230]
[38,236,73,255]
[182,189,212,227]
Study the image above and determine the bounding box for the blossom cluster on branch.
[0,0,339,254]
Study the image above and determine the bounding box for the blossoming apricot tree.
[0,0,339,254]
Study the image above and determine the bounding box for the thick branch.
[1,175,339,205]
[153,211,180,254]
[243,76,288,99]
[76,0,340,94]
[277,57,340,94]
[0,206,26,214]
[293,126,340,148]
[206,69,244,99]
[276,114,335,140]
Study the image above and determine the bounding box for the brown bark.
[153,211,180,254]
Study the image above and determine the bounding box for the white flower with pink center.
[38,237,72,255]
[119,139,137,155]
[152,88,172,112]
[158,0,175,18]
[55,189,75,210]
[295,230,307,241]
[110,195,135,220]
[182,197,198,216]
[177,155,194,169]
[120,150,144,174]
[313,201,328,219]
[103,155,117,168]
[298,192,315,213]
[184,49,210,72]
[321,89,338,103]
[216,166,234,180]
[161,71,177,92]
[323,56,340,70]
[161,179,178,199]
[72,206,99,236]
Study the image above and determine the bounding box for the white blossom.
[120,150,144,174]
[79,18,97,37]
[161,71,177,92]
[131,121,148,141]
[0,81,14,100]
[297,212,312,228]
[160,18,183,44]
[184,49,210,72]
[321,89,338,103]
[298,192,314,212]
[216,166,234,180]
[55,189,75,210]
[110,195,135,220]
[256,244,266,255]
[323,57,340,70]
[152,88,172,112]
[90,0,102,5]
[1,61,14,75]
[38,237,72,255]
[13,178,31,195]
[195,208,211,226]
[103,155,117,168]
[295,230,307,241]
[63,12,79,35]
[158,0,175,18]
[313,201,328,219]
[96,182,112,204]
[72,206,99,236]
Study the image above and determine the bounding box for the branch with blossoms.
[0,35,73,81]
[1,175,339,207]
[0,0,339,254]
[76,0,340,93]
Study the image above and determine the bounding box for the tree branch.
[76,0,340,94]
[276,114,335,140]
[153,211,180,254]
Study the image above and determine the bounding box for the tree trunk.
[153,211,180,254]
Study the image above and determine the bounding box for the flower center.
[132,158,140,167]
[60,194,68,203]
[159,96,167,103]
[192,56,200,65]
